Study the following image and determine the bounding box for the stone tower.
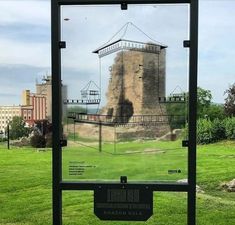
[101,43,167,119]
[94,38,170,138]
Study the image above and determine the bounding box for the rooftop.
[93,22,167,58]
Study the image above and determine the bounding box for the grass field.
[62,139,187,181]
[0,140,235,225]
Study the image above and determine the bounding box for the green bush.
[197,118,213,144]
[30,134,46,148]
[0,137,7,142]
[211,118,226,142]
[166,103,186,129]
[45,133,52,148]
[224,117,235,140]
[197,117,235,144]
[206,103,226,120]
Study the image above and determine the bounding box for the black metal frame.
[51,0,198,224]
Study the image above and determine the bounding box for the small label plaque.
[94,185,153,221]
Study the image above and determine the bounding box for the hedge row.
[197,117,235,144]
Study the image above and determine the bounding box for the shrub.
[211,118,226,142]
[0,137,7,142]
[30,134,46,148]
[224,117,235,140]
[197,118,213,144]
[206,103,226,121]
[45,132,52,148]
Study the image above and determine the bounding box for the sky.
[0,0,234,106]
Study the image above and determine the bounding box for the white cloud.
[0,0,50,26]
[0,38,51,67]
[0,0,50,67]
[0,0,235,105]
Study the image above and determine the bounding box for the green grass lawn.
[0,140,235,225]
[62,139,187,182]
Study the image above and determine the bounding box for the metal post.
[7,124,10,150]
[188,1,198,225]
[51,0,62,224]
[114,126,116,154]
[99,121,102,152]
[67,117,68,133]
[73,121,75,142]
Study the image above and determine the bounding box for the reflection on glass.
[61,4,189,182]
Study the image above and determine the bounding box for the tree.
[33,120,52,136]
[166,102,186,129]
[64,106,87,124]
[224,83,235,117]
[197,87,212,118]
[8,116,29,140]
[30,120,52,148]
[166,87,213,128]
[206,103,226,120]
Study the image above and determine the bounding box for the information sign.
[94,186,153,221]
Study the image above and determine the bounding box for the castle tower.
[92,23,171,138]
[101,43,166,119]
[94,39,170,138]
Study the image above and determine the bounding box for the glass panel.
[61,4,189,182]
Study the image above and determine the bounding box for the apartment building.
[0,106,21,133]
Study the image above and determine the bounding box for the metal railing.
[68,112,185,126]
